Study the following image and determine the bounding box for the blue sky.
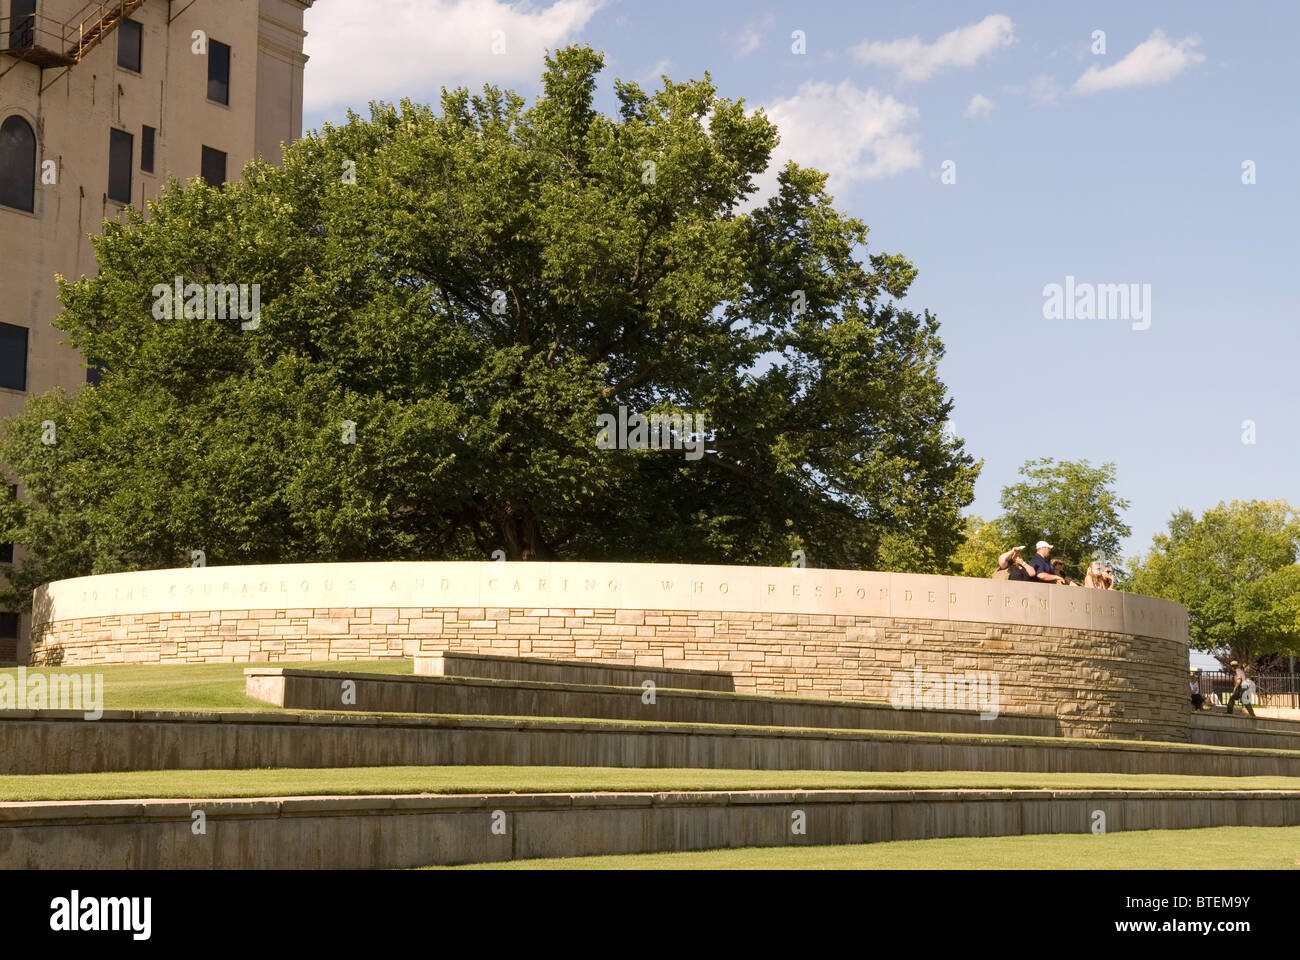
[301,1,1300,575]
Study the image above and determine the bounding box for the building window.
[0,612,17,639]
[86,360,107,386]
[0,485,13,562]
[108,128,133,204]
[0,115,37,212]
[201,146,227,187]
[208,40,230,105]
[117,19,143,73]
[8,1,35,49]
[0,322,27,391]
[142,125,156,173]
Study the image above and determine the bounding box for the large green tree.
[951,460,1131,580]
[1128,500,1300,661]
[0,47,977,607]
[997,458,1131,581]
[952,515,1003,578]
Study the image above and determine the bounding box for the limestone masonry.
[30,561,1190,740]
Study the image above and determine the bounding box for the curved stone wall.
[28,562,1190,740]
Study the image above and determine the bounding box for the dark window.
[9,1,35,49]
[108,128,133,203]
[201,146,226,187]
[117,19,142,72]
[0,544,12,564]
[86,361,107,386]
[141,125,155,173]
[0,485,12,563]
[0,612,17,639]
[0,115,37,212]
[0,323,27,390]
[208,40,230,105]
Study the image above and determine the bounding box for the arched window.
[0,116,37,213]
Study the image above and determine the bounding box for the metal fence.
[1192,672,1300,710]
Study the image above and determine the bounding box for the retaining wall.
[246,667,1060,737]
[2,710,1297,777]
[414,650,733,690]
[28,562,1190,740]
[1190,712,1300,752]
[2,789,1297,869]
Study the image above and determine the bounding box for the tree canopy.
[953,459,1130,581]
[0,46,978,607]
[998,458,1131,581]
[952,515,1004,579]
[1128,499,1300,660]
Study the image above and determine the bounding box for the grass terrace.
[1,766,1299,802]
[434,826,1300,870]
[0,660,413,712]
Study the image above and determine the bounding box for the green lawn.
[0,660,412,712]
[438,825,1300,870]
[2,765,1299,802]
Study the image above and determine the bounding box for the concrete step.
[3,709,1300,777]
[247,666,1058,739]
[1190,711,1300,752]
[3,788,1298,868]
[414,650,734,692]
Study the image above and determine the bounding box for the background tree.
[1128,499,1300,663]
[952,515,1004,578]
[0,46,979,609]
[949,459,1131,581]
[997,458,1130,581]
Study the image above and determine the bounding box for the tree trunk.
[497,503,558,560]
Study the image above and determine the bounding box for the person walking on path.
[1225,660,1257,717]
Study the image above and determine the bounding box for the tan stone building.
[0,0,315,662]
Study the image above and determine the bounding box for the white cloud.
[1073,29,1204,95]
[963,93,995,120]
[852,14,1015,82]
[1001,74,1062,105]
[303,0,604,115]
[636,59,673,89]
[755,81,921,198]
[734,16,772,56]
[1029,73,1063,104]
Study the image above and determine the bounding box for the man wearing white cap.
[1028,541,1066,584]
